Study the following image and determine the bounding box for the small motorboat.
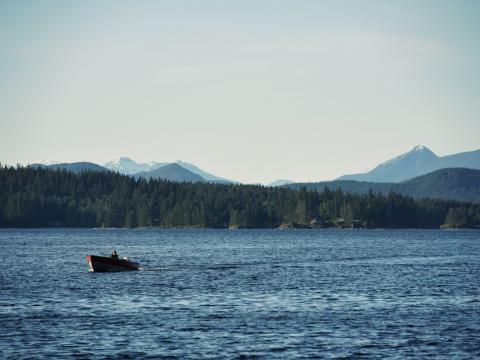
[86,255,139,272]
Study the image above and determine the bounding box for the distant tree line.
[0,166,479,229]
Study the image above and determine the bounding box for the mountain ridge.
[134,163,205,182]
[338,145,480,183]
[268,179,295,187]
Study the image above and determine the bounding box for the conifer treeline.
[0,166,479,229]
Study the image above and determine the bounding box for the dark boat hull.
[86,255,139,272]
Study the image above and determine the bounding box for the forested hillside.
[288,168,480,203]
[1,166,479,229]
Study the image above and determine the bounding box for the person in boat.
[111,250,119,260]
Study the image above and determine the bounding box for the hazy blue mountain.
[339,145,480,183]
[268,179,295,187]
[174,161,235,184]
[134,163,204,182]
[287,168,480,203]
[441,149,480,169]
[103,157,167,175]
[30,162,108,173]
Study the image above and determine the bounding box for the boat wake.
[138,264,241,272]
[138,267,170,272]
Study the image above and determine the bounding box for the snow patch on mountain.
[103,157,167,175]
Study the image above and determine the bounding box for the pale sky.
[1,0,479,183]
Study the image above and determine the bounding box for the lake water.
[1,229,479,359]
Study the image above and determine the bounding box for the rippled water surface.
[1,229,480,359]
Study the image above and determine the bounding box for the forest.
[0,166,479,229]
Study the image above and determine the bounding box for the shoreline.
[0,226,479,230]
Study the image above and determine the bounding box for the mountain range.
[339,145,480,183]
[27,145,480,202]
[30,158,234,184]
[101,157,233,183]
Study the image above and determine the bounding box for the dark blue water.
[1,229,479,359]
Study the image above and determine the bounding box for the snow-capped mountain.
[338,145,480,183]
[103,157,235,183]
[103,157,167,175]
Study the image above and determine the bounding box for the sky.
[0,0,479,184]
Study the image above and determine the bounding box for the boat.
[86,255,139,272]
